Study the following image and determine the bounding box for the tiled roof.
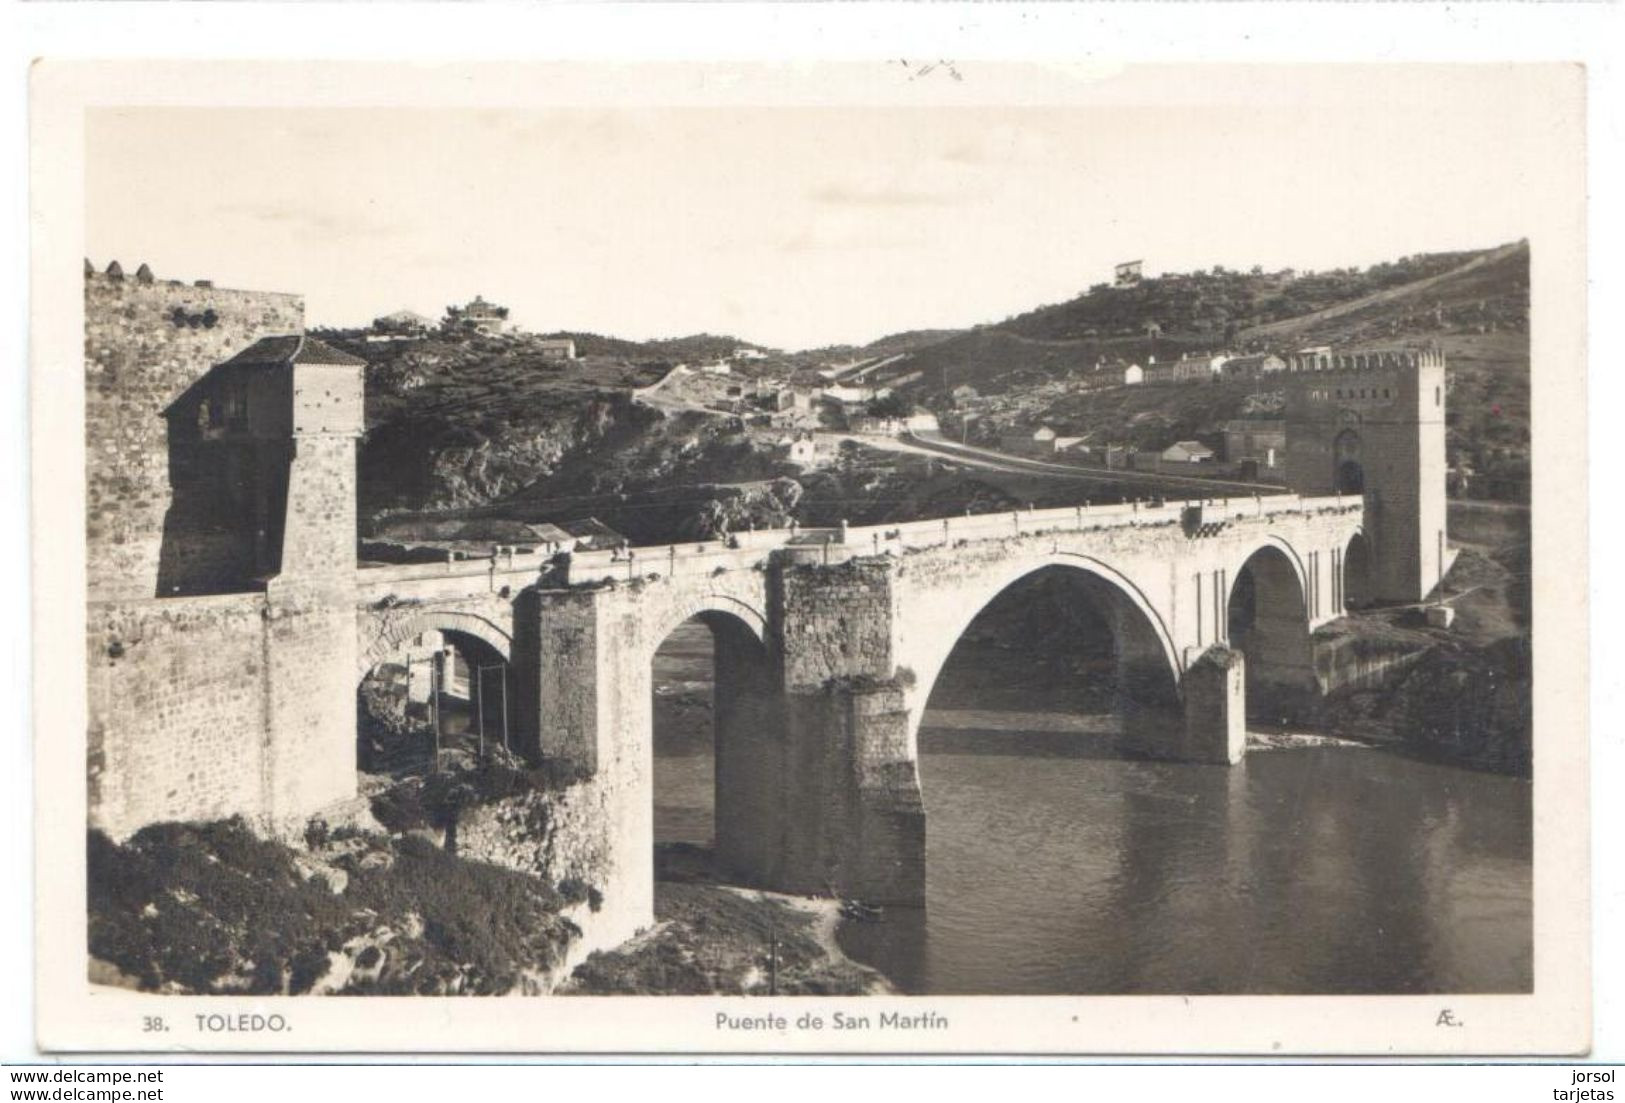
[221,335,368,369]
[525,523,575,544]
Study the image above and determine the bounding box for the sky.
[84,65,1570,350]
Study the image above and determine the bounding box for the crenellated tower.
[1280,347,1449,603]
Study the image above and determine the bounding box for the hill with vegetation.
[880,240,1530,500]
[338,239,1530,538]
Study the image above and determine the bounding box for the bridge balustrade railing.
[562,540,785,586]
[554,493,1358,587]
[355,547,554,594]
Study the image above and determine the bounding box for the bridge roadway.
[356,490,1352,597]
[899,429,1282,498]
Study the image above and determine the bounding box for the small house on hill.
[778,432,819,465]
[1220,352,1285,378]
[850,409,937,437]
[559,517,628,551]
[1161,440,1215,464]
[1146,353,1226,385]
[372,310,435,337]
[535,338,576,361]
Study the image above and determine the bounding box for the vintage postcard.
[28,58,1588,1054]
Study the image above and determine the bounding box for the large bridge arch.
[1225,539,1315,721]
[643,591,777,888]
[899,552,1184,760]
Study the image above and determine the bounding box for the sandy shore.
[720,887,897,996]
[561,880,895,995]
[1246,728,1375,751]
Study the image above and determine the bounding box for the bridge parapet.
[559,494,1362,587]
[355,549,551,602]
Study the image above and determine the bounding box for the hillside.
[793,328,967,368]
[879,241,1530,500]
[878,241,1526,395]
[523,331,765,364]
[342,239,1531,536]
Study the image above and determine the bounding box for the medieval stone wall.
[280,435,359,580]
[85,270,304,600]
[85,269,366,841]
[87,594,270,838]
[88,588,363,841]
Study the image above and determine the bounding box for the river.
[652,623,1532,995]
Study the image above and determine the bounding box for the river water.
[652,623,1532,995]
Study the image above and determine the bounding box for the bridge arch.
[356,610,515,772]
[1227,534,1312,614]
[642,592,769,661]
[902,552,1183,760]
[1226,541,1315,721]
[646,595,777,888]
[1343,530,1374,610]
[359,610,512,677]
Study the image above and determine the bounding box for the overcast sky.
[84,65,1568,350]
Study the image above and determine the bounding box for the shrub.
[87,819,352,994]
[88,818,582,996]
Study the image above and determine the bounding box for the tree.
[866,393,910,419]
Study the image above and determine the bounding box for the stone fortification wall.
[84,269,304,600]
[85,268,366,841]
[88,594,270,838]
[88,588,360,841]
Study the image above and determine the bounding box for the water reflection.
[651,628,1532,995]
[835,723,1531,995]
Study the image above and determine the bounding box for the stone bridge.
[444,493,1366,941]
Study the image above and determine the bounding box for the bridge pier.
[710,613,785,889]
[772,682,925,905]
[1180,646,1247,765]
[776,557,927,904]
[1114,646,1246,765]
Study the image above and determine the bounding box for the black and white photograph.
[24,55,1591,1055]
